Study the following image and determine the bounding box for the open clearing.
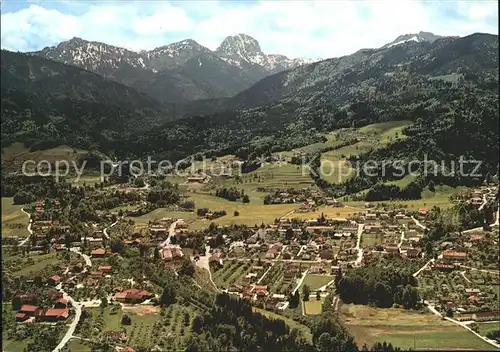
[339,303,496,350]
[304,298,324,316]
[285,206,360,221]
[300,274,334,291]
[126,208,197,224]
[1,197,29,237]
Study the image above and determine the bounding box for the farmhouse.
[19,305,40,316]
[442,250,468,262]
[35,308,70,322]
[114,289,153,303]
[90,249,107,258]
[472,311,500,322]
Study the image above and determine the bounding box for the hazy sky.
[1,0,498,59]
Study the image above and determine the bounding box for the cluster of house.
[15,291,70,323]
[439,286,499,322]
[225,262,334,311]
[462,186,498,208]
[33,199,61,219]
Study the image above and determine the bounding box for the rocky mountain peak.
[216,34,263,57]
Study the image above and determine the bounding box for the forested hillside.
[1,33,498,179]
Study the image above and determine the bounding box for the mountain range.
[2,31,498,177]
[31,34,313,103]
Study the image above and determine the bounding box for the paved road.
[397,231,405,249]
[459,265,499,274]
[478,194,488,211]
[256,263,275,284]
[411,216,428,231]
[19,208,33,246]
[52,285,82,352]
[70,247,92,268]
[292,269,309,295]
[354,224,365,266]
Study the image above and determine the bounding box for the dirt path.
[160,219,183,247]
[195,244,220,292]
[459,265,499,274]
[413,258,434,278]
[103,216,123,240]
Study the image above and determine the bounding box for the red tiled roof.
[91,249,106,255]
[56,298,68,304]
[15,313,27,319]
[98,266,112,271]
[20,305,39,312]
[51,275,61,281]
[114,292,128,300]
[43,308,69,318]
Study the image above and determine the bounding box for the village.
[2,176,499,351]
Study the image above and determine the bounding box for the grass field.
[187,193,299,229]
[304,298,324,315]
[68,174,102,186]
[339,303,496,350]
[243,163,315,189]
[285,206,360,221]
[9,253,61,276]
[252,307,313,342]
[1,197,29,237]
[300,275,334,291]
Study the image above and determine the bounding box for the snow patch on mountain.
[31,34,315,77]
[382,31,443,49]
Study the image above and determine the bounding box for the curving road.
[103,217,121,240]
[70,247,92,268]
[160,219,183,247]
[19,208,33,246]
[52,284,82,352]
